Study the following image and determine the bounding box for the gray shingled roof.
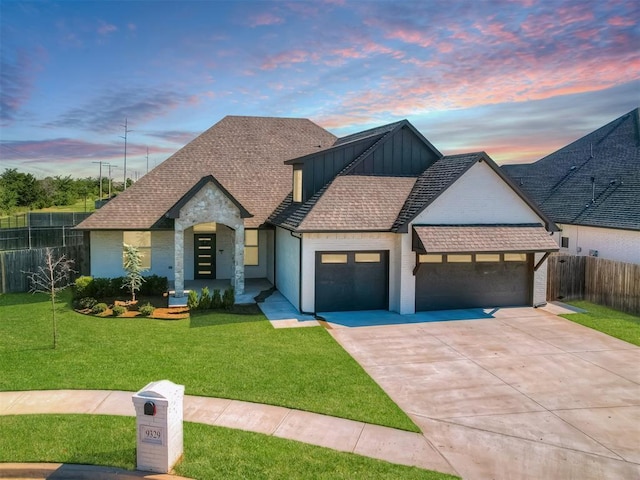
[296,175,417,231]
[76,116,336,230]
[502,108,640,231]
[413,225,559,253]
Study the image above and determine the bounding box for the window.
[321,253,347,264]
[244,229,259,266]
[293,168,303,203]
[447,254,472,263]
[123,231,151,269]
[561,236,569,248]
[504,253,527,262]
[419,254,442,263]
[355,252,381,263]
[476,254,500,262]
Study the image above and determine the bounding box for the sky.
[1,0,639,181]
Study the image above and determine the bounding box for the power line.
[120,118,133,190]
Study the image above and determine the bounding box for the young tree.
[26,248,75,349]
[122,243,146,302]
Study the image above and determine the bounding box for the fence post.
[62,225,66,247]
[28,225,32,250]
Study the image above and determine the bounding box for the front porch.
[168,278,273,306]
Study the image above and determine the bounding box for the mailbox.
[144,401,156,416]
[132,380,184,474]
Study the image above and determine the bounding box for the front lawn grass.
[0,415,457,480]
[0,292,417,432]
[563,301,640,346]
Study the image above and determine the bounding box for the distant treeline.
[0,168,131,215]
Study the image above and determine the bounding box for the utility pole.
[107,164,119,198]
[120,118,133,190]
[92,161,110,200]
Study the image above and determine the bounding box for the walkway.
[0,390,456,478]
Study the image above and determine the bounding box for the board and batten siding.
[557,224,640,265]
[90,230,174,280]
[275,226,301,310]
[300,232,402,313]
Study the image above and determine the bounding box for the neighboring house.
[77,116,558,314]
[503,108,640,264]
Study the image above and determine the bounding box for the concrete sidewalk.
[0,390,457,477]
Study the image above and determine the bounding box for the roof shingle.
[502,108,640,231]
[413,225,559,253]
[76,116,336,230]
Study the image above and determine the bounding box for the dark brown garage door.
[416,253,532,311]
[315,251,388,312]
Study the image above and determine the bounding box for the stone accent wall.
[173,181,245,295]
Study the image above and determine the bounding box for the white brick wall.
[557,224,640,264]
[533,252,548,306]
[90,230,175,280]
[414,160,543,225]
[276,227,300,310]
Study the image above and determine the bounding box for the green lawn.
[0,415,457,480]
[0,292,417,432]
[564,301,640,346]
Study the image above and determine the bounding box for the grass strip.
[0,292,417,431]
[0,415,458,480]
[563,301,640,346]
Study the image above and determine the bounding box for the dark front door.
[315,251,389,312]
[194,234,216,279]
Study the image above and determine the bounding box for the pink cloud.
[385,27,433,48]
[97,22,117,35]
[608,16,635,27]
[261,49,314,70]
[249,12,284,27]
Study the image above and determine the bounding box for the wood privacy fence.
[0,245,89,294]
[547,254,640,315]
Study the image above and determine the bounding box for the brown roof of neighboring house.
[413,224,560,253]
[76,116,336,230]
[296,175,417,231]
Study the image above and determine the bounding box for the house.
[76,116,559,314]
[502,108,640,265]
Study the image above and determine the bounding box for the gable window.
[123,231,151,269]
[293,168,303,203]
[561,236,569,248]
[244,229,259,266]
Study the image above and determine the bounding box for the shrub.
[140,275,168,296]
[212,289,222,309]
[112,305,126,317]
[74,297,97,310]
[139,303,155,317]
[91,303,108,314]
[74,276,94,299]
[187,290,199,310]
[92,278,113,299]
[222,287,235,309]
[199,287,212,310]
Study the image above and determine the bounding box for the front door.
[194,234,216,279]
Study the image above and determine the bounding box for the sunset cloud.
[248,12,284,27]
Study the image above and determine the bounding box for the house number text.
[140,425,163,445]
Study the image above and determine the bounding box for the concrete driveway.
[328,306,640,480]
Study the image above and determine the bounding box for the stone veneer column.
[233,224,245,294]
[174,223,184,297]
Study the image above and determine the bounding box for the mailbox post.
[132,380,185,473]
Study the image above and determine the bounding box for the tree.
[26,248,75,349]
[122,244,146,302]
